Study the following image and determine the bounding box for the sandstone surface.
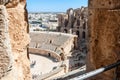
[0,5,12,79]
[87,0,120,80]
[0,0,31,80]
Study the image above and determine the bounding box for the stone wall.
[0,0,30,80]
[87,0,120,80]
[29,48,61,61]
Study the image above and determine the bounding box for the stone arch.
[77,19,80,26]
[82,31,85,39]
[64,29,68,33]
[49,40,52,44]
[48,53,51,57]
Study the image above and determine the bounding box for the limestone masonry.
[87,0,120,80]
[0,5,12,79]
[0,0,31,80]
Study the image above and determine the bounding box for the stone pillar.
[87,0,120,80]
[0,0,31,80]
[67,8,74,28]
[0,1,13,79]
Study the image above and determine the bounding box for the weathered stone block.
[0,0,30,80]
[0,5,12,79]
[87,0,120,80]
[89,0,120,9]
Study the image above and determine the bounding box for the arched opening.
[83,23,86,29]
[64,29,68,33]
[50,40,52,44]
[82,31,85,39]
[76,31,80,37]
[71,21,74,28]
[27,48,30,59]
[48,53,51,57]
[77,19,80,26]
[35,43,38,48]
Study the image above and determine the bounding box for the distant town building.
[28,12,63,31]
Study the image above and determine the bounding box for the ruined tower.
[87,0,120,80]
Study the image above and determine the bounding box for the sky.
[27,0,88,12]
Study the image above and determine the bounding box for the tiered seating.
[29,32,74,54]
[40,44,57,51]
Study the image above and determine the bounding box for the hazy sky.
[27,0,88,12]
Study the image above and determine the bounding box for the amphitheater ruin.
[0,0,120,80]
[29,31,87,79]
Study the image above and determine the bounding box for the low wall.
[29,48,66,80]
[29,47,61,61]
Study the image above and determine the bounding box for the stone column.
[0,0,13,79]
[87,0,120,80]
[0,0,31,80]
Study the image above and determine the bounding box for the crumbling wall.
[87,0,120,80]
[0,0,31,80]
[58,7,88,40]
